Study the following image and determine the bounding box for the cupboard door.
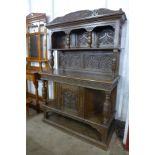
[59,83,84,117]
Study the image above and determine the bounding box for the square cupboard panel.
[57,83,84,117]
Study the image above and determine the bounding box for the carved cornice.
[47,8,126,28]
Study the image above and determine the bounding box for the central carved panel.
[62,89,78,110]
[58,51,113,74]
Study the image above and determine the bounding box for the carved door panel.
[59,83,84,117]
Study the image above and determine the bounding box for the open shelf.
[41,103,110,128]
[43,111,115,150]
[47,112,101,141]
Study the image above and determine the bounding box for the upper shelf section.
[47,8,126,50]
[51,25,117,49]
[46,8,126,77]
[46,8,126,29]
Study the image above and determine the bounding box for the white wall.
[53,0,107,18]
[27,0,129,123]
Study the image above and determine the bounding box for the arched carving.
[94,26,115,47]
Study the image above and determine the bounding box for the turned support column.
[86,27,93,48]
[88,31,92,48]
[66,33,70,48]
[103,91,111,124]
[42,80,48,105]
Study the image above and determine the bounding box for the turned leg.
[42,80,48,105]
[103,91,111,124]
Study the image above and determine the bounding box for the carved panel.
[60,84,81,115]
[97,29,114,47]
[59,52,82,69]
[62,89,78,110]
[70,30,88,48]
[84,54,113,73]
[77,31,88,47]
[58,51,113,74]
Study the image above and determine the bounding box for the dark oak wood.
[39,8,126,150]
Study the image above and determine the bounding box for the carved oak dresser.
[39,8,126,150]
